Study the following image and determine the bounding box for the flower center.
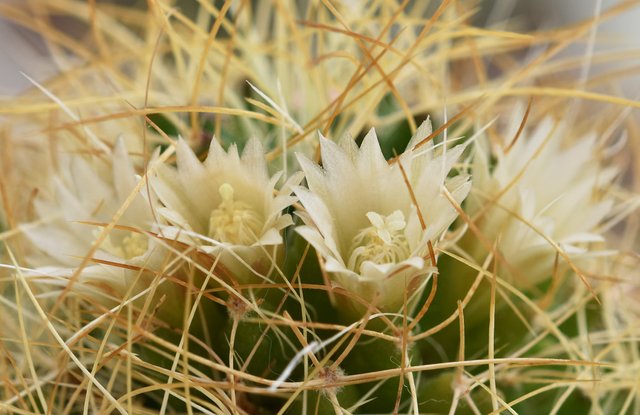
[208,183,262,245]
[347,210,411,273]
[95,230,148,260]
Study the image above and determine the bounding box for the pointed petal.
[357,128,387,172]
[112,137,138,201]
[297,153,328,196]
[293,185,342,257]
[407,118,433,150]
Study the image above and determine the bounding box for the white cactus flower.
[22,139,160,303]
[151,138,300,284]
[468,113,617,288]
[604,256,640,332]
[294,120,471,314]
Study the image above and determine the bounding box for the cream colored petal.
[338,132,359,159]
[405,206,423,251]
[175,139,218,220]
[204,137,226,167]
[406,118,433,150]
[295,225,340,263]
[319,133,357,183]
[52,179,91,221]
[240,137,269,180]
[156,207,192,232]
[253,227,283,246]
[293,185,341,254]
[24,226,91,267]
[324,255,355,276]
[112,137,138,202]
[360,256,427,282]
[560,232,605,244]
[272,213,293,231]
[152,165,203,232]
[226,143,241,162]
[297,153,328,197]
[357,128,387,172]
[70,158,112,216]
[266,196,297,225]
[279,170,305,195]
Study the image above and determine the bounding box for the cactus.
[1,1,639,414]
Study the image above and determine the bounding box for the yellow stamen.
[347,210,410,273]
[208,183,262,245]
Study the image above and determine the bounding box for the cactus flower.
[151,138,300,284]
[22,138,161,304]
[294,121,471,314]
[467,114,617,287]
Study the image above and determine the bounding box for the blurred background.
[2,0,640,95]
